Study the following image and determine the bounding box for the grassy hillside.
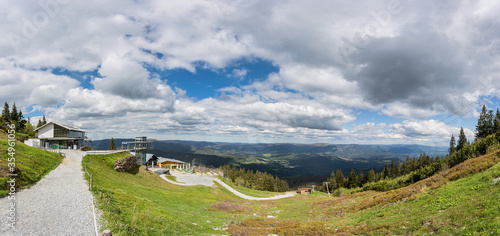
[85,150,500,235]
[228,150,500,235]
[0,131,63,197]
[83,152,245,235]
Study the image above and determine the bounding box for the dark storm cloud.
[345,27,473,113]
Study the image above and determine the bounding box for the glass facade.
[54,125,69,138]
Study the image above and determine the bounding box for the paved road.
[158,170,296,201]
[0,150,100,235]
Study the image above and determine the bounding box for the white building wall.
[24,139,41,147]
[37,123,54,138]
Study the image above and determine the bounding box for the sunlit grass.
[0,131,63,197]
[83,152,240,235]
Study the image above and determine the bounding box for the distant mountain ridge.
[90,139,446,159]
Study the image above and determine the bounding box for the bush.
[81,146,91,151]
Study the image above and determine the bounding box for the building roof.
[297,188,312,190]
[34,121,87,132]
[44,137,85,140]
[157,157,187,164]
[130,152,186,164]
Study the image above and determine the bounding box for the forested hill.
[90,139,445,182]
[91,140,446,159]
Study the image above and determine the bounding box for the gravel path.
[0,150,100,236]
[159,170,296,201]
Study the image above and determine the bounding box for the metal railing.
[86,150,131,155]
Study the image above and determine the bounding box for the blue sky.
[2,0,500,145]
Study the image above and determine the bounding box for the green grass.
[227,151,500,235]
[83,152,243,235]
[0,131,63,197]
[216,176,281,198]
[338,160,500,235]
[84,149,500,235]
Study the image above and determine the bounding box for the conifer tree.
[383,163,390,178]
[335,169,345,188]
[327,171,338,189]
[390,160,397,177]
[348,168,358,188]
[1,102,10,123]
[366,169,376,183]
[17,110,25,132]
[456,127,468,151]
[494,108,500,134]
[37,119,43,128]
[487,110,495,136]
[42,115,47,125]
[357,170,364,187]
[475,105,489,140]
[109,138,116,150]
[449,134,456,155]
[396,159,401,176]
[10,103,18,124]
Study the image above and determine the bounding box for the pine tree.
[109,138,116,150]
[366,169,376,183]
[42,115,47,125]
[17,110,25,132]
[383,163,390,178]
[335,169,345,188]
[1,102,10,123]
[456,127,468,151]
[475,105,489,140]
[357,170,364,187]
[487,110,495,136]
[390,160,397,177]
[10,103,19,123]
[348,168,358,188]
[37,119,43,128]
[449,134,456,155]
[396,159,401,176]
[327,171,338,189]
[494,108,500,134]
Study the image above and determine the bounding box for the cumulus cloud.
[1,0,499,144]
[0,59,79,107]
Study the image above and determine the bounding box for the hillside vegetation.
[228,150,500,235]
[86,147,500,235]
[83,152,243,235]
[0,130,63,197]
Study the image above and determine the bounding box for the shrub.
[81,146,91,151]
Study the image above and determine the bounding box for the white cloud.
[0,0,498,144]
[0,59,79,107]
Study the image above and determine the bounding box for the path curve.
[0,150,100,235]
[158,171,295,201]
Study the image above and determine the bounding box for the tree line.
[323,153,442,191]
[322,104,500,193]
[1,101,48,136]
[220,165,289,192]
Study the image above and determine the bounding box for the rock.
[114,155,137,172]
[102,229,113,236]
[493,177,500,185]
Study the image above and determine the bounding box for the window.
[54,125,68,137]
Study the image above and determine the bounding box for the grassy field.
[0,130,63,197]
[228,150,500,235]
[83,152,248,235]
[85,150,500,235]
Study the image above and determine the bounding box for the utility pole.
[324,182,330,197]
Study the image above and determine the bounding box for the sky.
[1,0,500,146]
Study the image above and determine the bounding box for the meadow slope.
[86,150,500,235]
[0,131,63,197]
